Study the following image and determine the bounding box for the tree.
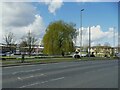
[3,32,15,53]
[20,31,37,56]
[43,20,77,56]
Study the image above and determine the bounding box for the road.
[2,60,118,88]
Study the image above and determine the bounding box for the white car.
[73,52,81,58]
[116,53,120,58]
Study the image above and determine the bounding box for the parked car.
[6,52,13,56]
[115,53,120,58]
[0,53,6,56]
[81,53,87,57]
[73,52,81,58]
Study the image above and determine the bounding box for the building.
[90,46,118,57]
[75,45,118,57]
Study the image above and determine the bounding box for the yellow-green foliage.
[43,20,77,55]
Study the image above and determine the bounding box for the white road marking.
[4,64,39,69]
[19,82,39,88]
[50,77,65,81]
[17,77,22,80]
[41,81,49,83]
[17,74,45,80]
[19,77,65,88]
[12,68,42,75]
[4,65,24,68]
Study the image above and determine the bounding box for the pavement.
[2,59,118,88]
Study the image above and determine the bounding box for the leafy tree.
[43,20,77,56]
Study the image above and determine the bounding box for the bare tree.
[4,32,15,45]
[3,32,15,53]
[20,31,37,56]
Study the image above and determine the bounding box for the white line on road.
[12,68,42,75]
[50,77,65,81]
[4,65,24,68]
[19,82,39,88]
[19,77,65,88]
[4,64,41,69]
[41,81,49,83]
[17,74,45,80]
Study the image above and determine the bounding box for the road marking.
[17,74,45,80]
[4,64,42,69]
[19,77,65,88]
[17,77,22,80]
[19,82,39,88]
[41,81,49,83]
[12,69,42,75]
[4,65,24,68]
[50,77,65,81]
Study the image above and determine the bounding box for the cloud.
[42,0,63,15]
[75,25,118,47]
[0,2,2,43]
[2,2,37,27]
[2,2,45,44]
[2,0,119,2]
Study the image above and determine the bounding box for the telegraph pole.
[113,27,116,56]
[113,27,115,47]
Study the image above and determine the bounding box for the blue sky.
[33,2,118,31]
[2,2,118,46]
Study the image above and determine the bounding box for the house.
[90,46,118,57]
[75,45,118,57]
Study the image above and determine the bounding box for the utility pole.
[113,27,115,47]
[113,27,116,56]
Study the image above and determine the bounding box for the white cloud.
[0,2,2,43]
[2,2,37,27]
[2,0,119,2]
[2,2,45,45]
[75,25,118,47]
[42,0,63,15]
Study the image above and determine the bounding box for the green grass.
[2,58,79,65]
[1,56,117,66]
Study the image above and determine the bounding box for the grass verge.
[1,57,117,66]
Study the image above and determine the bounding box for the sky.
[0,0,119,47]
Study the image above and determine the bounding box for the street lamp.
[80,9,84,50]
[88,27,91,57]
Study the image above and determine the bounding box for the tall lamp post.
[88,27,91,57]
[80,9,84,50]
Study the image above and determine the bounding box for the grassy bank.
[1,56,117,66]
